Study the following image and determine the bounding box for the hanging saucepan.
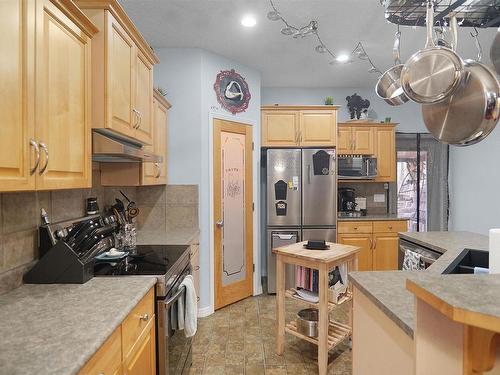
[422,28,500,146]
[376,29,409,106]
[401,1,464,104]
[490,27,500,75]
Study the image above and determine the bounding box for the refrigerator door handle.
[307,164,311,184]
[273,234,294,240]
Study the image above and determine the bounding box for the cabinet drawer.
[78,326,122,375]
[122,288,155,358]
[338,221,373,234]
[373,220,408,233]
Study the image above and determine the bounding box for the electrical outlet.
[374,193,385,203]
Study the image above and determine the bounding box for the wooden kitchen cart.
[273,241,360,375]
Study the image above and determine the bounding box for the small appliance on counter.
[338,155,377,179]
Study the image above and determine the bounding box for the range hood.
[92,129,163,163]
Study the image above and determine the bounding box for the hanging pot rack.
[381,0,500,28]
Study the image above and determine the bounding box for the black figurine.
[346,93,370,120]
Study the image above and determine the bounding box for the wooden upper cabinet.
[337,126,353,154]
[261,106,338,147]
[35,0,94,190]
[0,0,97,192]
[108,15,135,137]
[352,126,374,155]
[142,90,170,185]
[299,110,336,146]
[262,111,299,147]
[374,125,396,182]
[78,0,159,145]
[0,0,35,191]
[133,51,153,144]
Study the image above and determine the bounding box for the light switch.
[374,194,385,203]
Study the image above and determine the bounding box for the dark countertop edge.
[350,275,414,338]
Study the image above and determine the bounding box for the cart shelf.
[285,320,352,351]
[285,288,352,312]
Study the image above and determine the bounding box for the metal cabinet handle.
[216,220,224,228]
[194,266,200,271]
[132,109,139,128]
[139,313,149,321]
[29,139,40,175]
[373,238,377,250]
[353,227,358,230]
[38,142,49,175]
[137,111,142,129]
[370,238,373,250]
[388,226,393,230]
[155,163,162,178]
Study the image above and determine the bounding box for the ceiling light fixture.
[336,54,350,63]
[241,15,257,27]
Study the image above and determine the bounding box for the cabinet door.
[372,233,399,271]
[337,126,353,154]
[0,0,35,191]
[374,127,396,182]
[124,320,156,375]
[107,14,135,138]
[261,111,298,146]
[77,327,122,375]
[352,127,374,155]
[134,51,153,144]
[35,0,92,190]
[337,234,373,271]
[142,99,167,185]
[299,110,336,146]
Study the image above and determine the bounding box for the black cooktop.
[93,244,189,276]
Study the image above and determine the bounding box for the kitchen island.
[349,231,500,375]
[0,277,156,375]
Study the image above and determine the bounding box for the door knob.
[216,220,224,228]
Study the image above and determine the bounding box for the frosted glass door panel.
[221,131,246,286]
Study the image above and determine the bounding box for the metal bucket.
[296,308,319,338]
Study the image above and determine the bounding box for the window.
[393,134,449,232]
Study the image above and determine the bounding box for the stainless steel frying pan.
[375,29,409,106]
[401,2,464,104]
[422,33,499,146]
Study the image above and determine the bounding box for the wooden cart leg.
[318,264,329,375]
[276,255,285,355]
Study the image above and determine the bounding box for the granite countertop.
[338,214,407,222]
[0,277,156,375]
[137,227,200,246]
[349,231,490,338]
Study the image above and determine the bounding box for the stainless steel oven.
[398,238,442,270]
[338,156,377,180]
[157,262,192,375]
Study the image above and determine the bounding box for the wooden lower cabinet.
[78,287,156,375]
[190,241,200,302]
[338,220,408,271]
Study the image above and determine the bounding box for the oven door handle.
[165,285,186,308]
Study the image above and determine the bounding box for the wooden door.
[107,14,135,138]
[124,321,156,375]
[337,126,353,154]
[352,127,374,155]
[214,119,253,309]
[134,50,153,144]
[35,0,92,190]
[299,110,336,146]
[337,234,373,271]
[0,0,36,191]
[375,126,396,182]
[372,233,399,271]
[261,111,298,147]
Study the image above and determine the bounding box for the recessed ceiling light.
[241,15,257,27]
[336,54,350,63]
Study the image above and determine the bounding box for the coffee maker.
[338,188,360,217]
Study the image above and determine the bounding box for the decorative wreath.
[213,69,251,114]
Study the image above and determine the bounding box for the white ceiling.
[120,0,498,88]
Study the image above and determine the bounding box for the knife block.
[24,241,94,284]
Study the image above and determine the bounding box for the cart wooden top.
[272,241,360,265]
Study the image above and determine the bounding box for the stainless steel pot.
[491,27,500,75]
[376,30,409,106]
[422,59,499,146]
[296,308,319,338]
[401,2,464,104]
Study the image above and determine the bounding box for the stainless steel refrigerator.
[266,148,337,293]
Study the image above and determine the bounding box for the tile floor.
[190,293,351,374]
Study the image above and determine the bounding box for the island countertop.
[0,277,156,375]
[349,231,490,338]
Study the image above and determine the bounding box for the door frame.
[208,111,261,315]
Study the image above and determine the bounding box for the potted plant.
[324,96,334,105]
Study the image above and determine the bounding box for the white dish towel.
[177,275,198,337]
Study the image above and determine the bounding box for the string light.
[267,0,382,74]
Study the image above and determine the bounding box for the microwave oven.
[338,156,378,179]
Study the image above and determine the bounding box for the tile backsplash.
[0,163,199,295]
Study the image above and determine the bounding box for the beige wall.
[0,163,198,295]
